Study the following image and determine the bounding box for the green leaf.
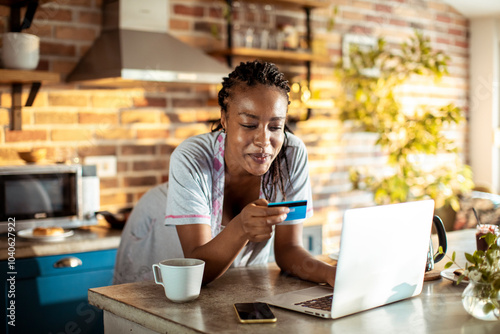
[444,261,453,269]
[484,233,497,248]
[492,278,500,291]
[465,253,476,264]
[482,302,495,315]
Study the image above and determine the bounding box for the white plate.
[440,268,469,285]
[17,228,74,242]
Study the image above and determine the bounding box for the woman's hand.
[324,265,337,287]
[235,198,290,243]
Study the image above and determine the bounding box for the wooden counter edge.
[88,284,200,334]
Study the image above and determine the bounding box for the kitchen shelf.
[0,0,52,7]
[214,0,330,121]
[0,69,60,84]
[0,69,61,131]
[0,0,61,131]
[209,47,330,64]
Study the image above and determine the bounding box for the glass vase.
[462,280,500,321]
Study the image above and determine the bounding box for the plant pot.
[1,32,40,70]
[462,280,500,321]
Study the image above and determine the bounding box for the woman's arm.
[176,199,289,285]
[274,223,336,287]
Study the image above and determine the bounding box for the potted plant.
[336,31,474,218]
[440,233,500,320]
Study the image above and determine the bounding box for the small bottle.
[245,27,254,48]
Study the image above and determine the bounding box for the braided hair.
[213,60,292,202]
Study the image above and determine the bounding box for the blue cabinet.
[1,249,116,334]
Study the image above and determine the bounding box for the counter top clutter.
[89,229,500,333]
[0,225,121,260]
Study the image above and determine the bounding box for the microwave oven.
[0,164,100,233]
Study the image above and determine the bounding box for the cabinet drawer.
[1,249,117,334]
[1,249,117,279]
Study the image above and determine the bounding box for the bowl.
[18,148,47,163]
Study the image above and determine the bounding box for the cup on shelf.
[2,32,40,70]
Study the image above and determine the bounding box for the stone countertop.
[0,225,122,260]
[89,229,500,334]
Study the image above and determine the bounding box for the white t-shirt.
[165,130,313,266]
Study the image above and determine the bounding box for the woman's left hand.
[324,265,337,287]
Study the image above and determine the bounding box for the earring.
[222,127,226,133]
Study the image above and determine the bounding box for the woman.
[166,60,336,286]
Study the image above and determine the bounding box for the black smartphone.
[233,302,277,324]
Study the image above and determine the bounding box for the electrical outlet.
[84,156,117,177]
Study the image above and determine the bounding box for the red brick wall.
[0,0,468,251]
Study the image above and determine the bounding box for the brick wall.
[0,0,468,252]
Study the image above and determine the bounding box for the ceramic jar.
[2,32,40,70]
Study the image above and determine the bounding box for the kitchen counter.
[0,225,122,260]
[88,229,500,334]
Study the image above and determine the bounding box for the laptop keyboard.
[295,294,333,311]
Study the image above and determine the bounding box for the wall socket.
[84,156,117,177]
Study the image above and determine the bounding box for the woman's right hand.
[235,198,290,243]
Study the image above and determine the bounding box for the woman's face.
[221,84,288,177]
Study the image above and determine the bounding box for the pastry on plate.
[453,268,469,281]
[33,226,65,236]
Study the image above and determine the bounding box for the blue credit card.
[268,200,307,221]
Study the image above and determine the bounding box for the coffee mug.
[426,215,447,271]
[2,32,40,70]
[152,258,205,303]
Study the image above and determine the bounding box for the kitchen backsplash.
[0,0,468,252]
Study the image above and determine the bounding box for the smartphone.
[268,200,307,221]
[233,302,277,324]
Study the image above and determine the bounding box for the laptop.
[259,200,435,319]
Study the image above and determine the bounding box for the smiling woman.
[114,60,336,287]
[216,61,291,201]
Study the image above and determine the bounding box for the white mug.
[2,32,40,70]
[152,258,205,303]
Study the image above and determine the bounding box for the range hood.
[67,0,230,86]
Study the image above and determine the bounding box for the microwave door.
[1,171,78,223]
[7,179,54,219]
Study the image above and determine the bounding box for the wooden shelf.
[0,69,60,84]
[209,47,330,64]
[211,0,331,121]
[0,0,51,7]
[0,70,60,131]
[0,1,61,131]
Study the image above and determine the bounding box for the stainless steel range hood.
[67,0,230,87]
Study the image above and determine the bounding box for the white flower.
[468,270,482,282]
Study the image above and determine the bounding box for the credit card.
[268,200,307,221]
